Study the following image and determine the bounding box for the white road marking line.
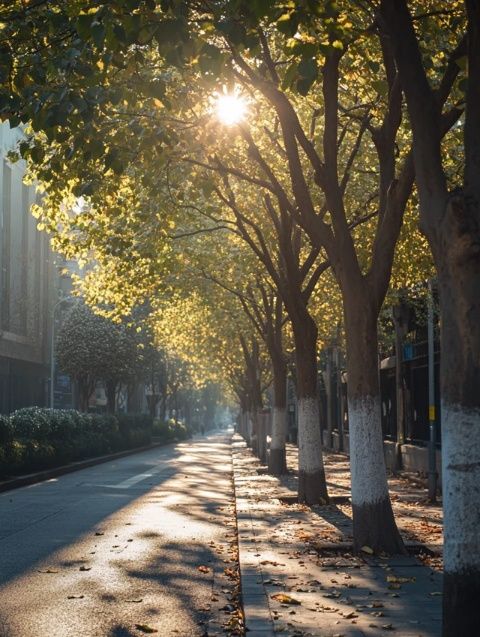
[83,466,164,489]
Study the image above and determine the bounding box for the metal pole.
[50,306,56,410]
[394,319,405,445]
[334,346,344,452]
[427,279,438,503]
[326,347,333,449]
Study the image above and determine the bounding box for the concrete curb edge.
[0,439,178,494]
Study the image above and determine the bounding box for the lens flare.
[215,93,248,126]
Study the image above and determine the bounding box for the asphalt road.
[0,431,235,637]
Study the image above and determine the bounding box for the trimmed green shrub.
[0,409,153,479]
[0,414,12,445]
[152,419,192,443]
[117,413,153,448]
[10,407,52,441]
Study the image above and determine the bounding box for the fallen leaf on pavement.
[37,569,58,574]
[67,595,84,599]
[135,624,158,633]
[271,593,301,605]
[197,565,210,573]
[79,566,91,571]
[360,546,374,555]
[387,575,415,584]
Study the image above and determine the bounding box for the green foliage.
[0,0,466,413]
[0,409,152,478]
[0,414,13,445]
[56,302,146,410]
[152,418,191,443]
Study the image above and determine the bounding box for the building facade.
[0,123,54,413]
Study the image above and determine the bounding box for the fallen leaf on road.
[197,565,210,573]
[94,532,104,536]
[342,611,358,619]
[224,568,237,578]
[37,569,58,574]
[135,624,158,633]
[79,566,91,571]
[360,546,374,555]
[386,575,415,584]
[126,599,143,603]
[67,595,84,599]
[271,593,301,605]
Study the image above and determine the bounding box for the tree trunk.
[77,378,92,412]
[257,410,267,465]
[269,358,288,475]
[106,380,116,415]
[432,198,480,637]
[292,313,328,504]
[158,395,166,424]
[345,299,405,554]
[127,382,142,413]
[247,410,255,451]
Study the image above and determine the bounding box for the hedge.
[0,408,153,478]
[152,418,192,443]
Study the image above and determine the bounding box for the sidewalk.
[232,436,443,637]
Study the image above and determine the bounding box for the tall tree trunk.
[433,198,480,637]
[257,410,267,465]
[344,297,405,554]
[158,395,166,424]
[292,313,328,504]
[269,356,288,475]
[246,408,254,449]
[106,380,116,415]
[77,377,92,413]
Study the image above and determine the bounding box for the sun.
[215,92,248,126]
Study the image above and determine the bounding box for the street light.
[50,295,75,410]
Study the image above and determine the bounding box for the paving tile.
[232,436,443,637]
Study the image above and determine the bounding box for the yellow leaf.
[271,593,301,605]
[135,625,158,634]
[387,575,415,584]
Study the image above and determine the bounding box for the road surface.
[0,432,237,637]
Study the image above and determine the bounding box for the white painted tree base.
[270,407,287,452]
[442,402,480,574]
[348,396,390,508]
[297,397,325,475]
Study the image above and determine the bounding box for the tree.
[378,2,477,634]
[0,0,464,550]
[56,303,139,412]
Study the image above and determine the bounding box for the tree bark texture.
[269,360,288,474]
[292,313,328,504]
[434,198,480,636]
[345,300,405,554]
[378,0,480,628]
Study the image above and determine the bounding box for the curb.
[232,440,276,637]
[0,439,174,494]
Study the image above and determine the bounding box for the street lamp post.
[49,295,74,410]
[427,279,438,503]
